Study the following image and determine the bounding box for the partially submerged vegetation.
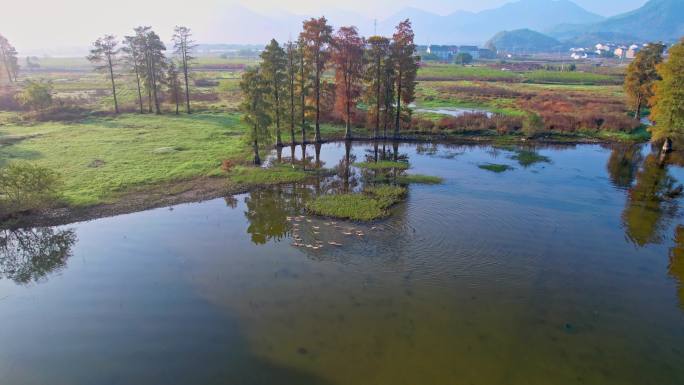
[306,185,406,221]
[353,160,409,170]
[479,163,514,173]
[510,150,551,167]
[395,174,443,184]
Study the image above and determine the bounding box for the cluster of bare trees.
[0,34,19,84]
[88,26,195,115]
[241,17,420,164]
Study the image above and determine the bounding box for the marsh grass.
[306,185,407,221]
[510,150,551,167]
[353,161,409,170]
[478,163,514,173]
[396,174,444,184]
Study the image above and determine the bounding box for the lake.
[1,142,683,385]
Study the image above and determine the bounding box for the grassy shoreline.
[0,110,649,227]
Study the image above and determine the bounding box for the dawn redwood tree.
[122,35,145,113]
[297,37,310,144]
[260,39,287,147]
[391,19,420,139]
[625,43,665,120]
[138,27,166,114]
[382,56,396,139]
[240,67,272,165]
[0,34,19,83]
[300,17,333,143]
[365,35,391,139]
[172,26,196,114]
[649,38,684,151]
[332,26,365,140]
[87,35,120,113]
[285,40,300,144]
[166,60,182,115]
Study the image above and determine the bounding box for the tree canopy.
[649,39,684,143]
[624,43,665,120]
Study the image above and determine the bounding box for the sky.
[1,0,649,54]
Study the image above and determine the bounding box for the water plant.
[353,160,409,170]
[306,185,407,221]
[478,163,514,173]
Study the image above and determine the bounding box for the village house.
[426,45,459,61]
[458,45,480,60]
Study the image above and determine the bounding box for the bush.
[0,162,62,217]
[494,115,523,134]
[523,113,544,138]
[16,79,53,110]
[0,89,22,111]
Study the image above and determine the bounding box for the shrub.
[523,113,544,138]
[0,162,62,217]
[495,115,523,134]
[16,79,53,110]
[601,114,641,132]
[415,117,435,132]
[221,159,234,172]
[0,89,22,111]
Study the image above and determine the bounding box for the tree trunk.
[343,140,351,192]
[0,49,12,84]
[253,124,261,165]
[107,55,119,114]
[634,94,642,120]
[301,143,307,170]
[151,65,160,114]
[314,68,322,143]
[134,66,144,114]
[394,68,402,139]
[663,137,673,153]
[374,57,381,140]
[345,84,352,140]
[182,50,191,114]
[275,84,282,147]
[290,69,296,144]
[300,73,306,144]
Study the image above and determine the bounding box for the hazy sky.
[2,0,648,53]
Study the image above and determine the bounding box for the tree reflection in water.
[622,153,682,246]
[243,185,315,245]
[606,144,643,190]
[669,226,684,310]
[0,227,77,284]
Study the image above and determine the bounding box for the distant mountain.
[378,0,604,44]
[548,0,684,43]
[486,29,563,53]
[561,32,642,47]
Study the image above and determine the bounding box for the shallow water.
[2,142,684,385]
[415,106,493,117]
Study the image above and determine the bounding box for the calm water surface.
[1,142,684,385]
